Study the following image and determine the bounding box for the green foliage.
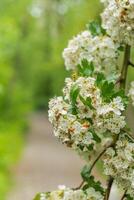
[33,193,44,200]
[83,176,104,195]
[81,166,104,195]
[126,194,133,200]
[87,21,106,36]
[81,165,92,181]
[78,60,94,77]
[79,96,94,110]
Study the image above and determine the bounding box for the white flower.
[128,81,134,106]
[41,187,104,200]
[95,97,126,134]
[86,188,104,200]
[101,0,134,46]
[103,136,134,198]
[48,76,126,156]
[62,30,118,74]
[63,190,86,200]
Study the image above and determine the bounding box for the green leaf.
[87,143,94,151]
[33,193,45,200]
[112,89,129,107]
[91,130,101,143]
[70,85,80,115]
[87,21,106,36]
[77,59,94,77]
[96,73,105,87]
[69,105,78,115]
[118,45,124,52]
[82,176,104,195]
[79,95,94,110]
[101,81,115,101]
[81,165,91,182]
[70,85,80,105]
[125,194,133,200]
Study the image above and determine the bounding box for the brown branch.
[129,61,134,67]
[74,181,85,190]
[120,45,131,89]
[120,191,127,200]
[74,144,113,190]
[104,45,131,200]
[104,177,114,200]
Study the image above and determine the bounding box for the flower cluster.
[62,30,118,74]
[48,76,126,155]
[35,186,104,200]
[128,81,134,106]
[103,135,134,198]
[101,0,134,46]
[94,97,126,134]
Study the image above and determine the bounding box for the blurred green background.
[0,0,134,199]
[0,0,102,199]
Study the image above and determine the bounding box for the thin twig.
[89,148,108,173]
[129,61,134,67]
[74,181,85,190]
[74,145,113,190]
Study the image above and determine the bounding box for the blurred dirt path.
[7,113,85,200]
[7,113,125,200]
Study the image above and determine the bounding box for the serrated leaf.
[91,130,101,143]
[81,165,91,182]
[77,59,94,77]
[70,85,80,105]
[96,73,105,87]
[87,21,106,36]
[79,95,94,110]
[82,176,104,195]
[101,81,115,101]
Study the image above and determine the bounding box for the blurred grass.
[0,0,102,199]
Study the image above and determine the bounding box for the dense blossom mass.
[128,81,134,106]
[62,30,118,73]
[48,76,126,156]
[103,136,134,198]
[101,0,134,46]
[40,0,134,199]
[37,186,104,200]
